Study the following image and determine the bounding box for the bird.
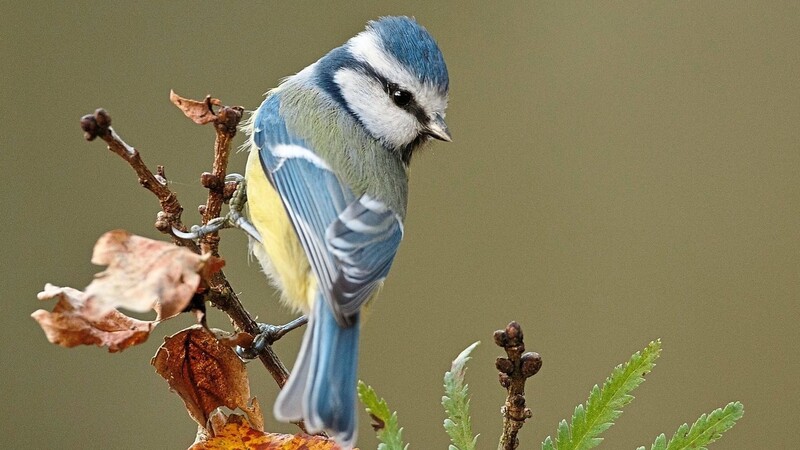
[243,16,450,448]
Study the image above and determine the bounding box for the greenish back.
[277,78,410,219]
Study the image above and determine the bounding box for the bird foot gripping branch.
[76,94,305,391]
[166,170,308,365]
[235,316,309,360]
[172,174,263,243]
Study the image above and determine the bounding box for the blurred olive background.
[2,2,797,449]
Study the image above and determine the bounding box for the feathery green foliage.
[357,381,407,450]
[541,340,662,450]
[442,342,480,450]
[636,401,744,450]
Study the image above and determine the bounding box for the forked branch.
[79,99,295,398]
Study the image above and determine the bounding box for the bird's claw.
[225,173,245,183]
[172,175,263,242]
[235,317,308,360]
[235,323,274,360]
[172,218,227,240]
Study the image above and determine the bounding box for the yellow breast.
[246,148,317,311]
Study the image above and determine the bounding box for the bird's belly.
[246,148,317,311]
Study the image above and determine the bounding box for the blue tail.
[274,294,360,448]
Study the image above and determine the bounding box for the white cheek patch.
[347,30,448,118]
[334,68,418,149]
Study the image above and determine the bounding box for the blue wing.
[252,94,403,325]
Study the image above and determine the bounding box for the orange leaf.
[86,230,223,320]
[170,90,221,125]
[32,284,156,352]
[151,326,263,431]
[190,413,348,450]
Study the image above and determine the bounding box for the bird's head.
[316,16,450,160]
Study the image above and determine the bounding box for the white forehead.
[346,30,448,114]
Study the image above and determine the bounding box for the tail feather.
[273,318,313,422]
[274,295,360,448]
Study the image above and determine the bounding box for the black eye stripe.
[348,63,429,124]
[385,82,427,122]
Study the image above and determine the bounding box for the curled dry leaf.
[32,284,156,352]
[216,331,256,350]
[87,229,223,320]
[190,413,347,450]
[170,90,221,125]
[152,326,263,432]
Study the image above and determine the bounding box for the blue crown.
[368,17,449,93]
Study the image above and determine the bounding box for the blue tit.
[244,16,450,448]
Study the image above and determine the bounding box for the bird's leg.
[225,174,263,242]
[172,174,262,242]
[236,315,309,360]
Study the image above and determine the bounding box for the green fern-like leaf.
[542,339,662,450]
[357,380,407,450]
[639,401,743,450]
[636,433,667,450]
[442,341,480,450]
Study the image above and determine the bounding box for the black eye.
[391,88,412,107]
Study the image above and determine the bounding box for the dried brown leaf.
[86,230,223,320]
[190,413,347,450]
[216,331,256,349]
[32,284,156,352]
[151,326,263,431]
[170,90,221,125]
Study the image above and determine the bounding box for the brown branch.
[80,102,306,434]
[80,109,195,248]
[205,278,291,385]
[495,321,542,450]
[197,96,244,256]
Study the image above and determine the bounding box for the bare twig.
[79,102,306,433]
[80,109,195,248]
[495,321,542,450]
